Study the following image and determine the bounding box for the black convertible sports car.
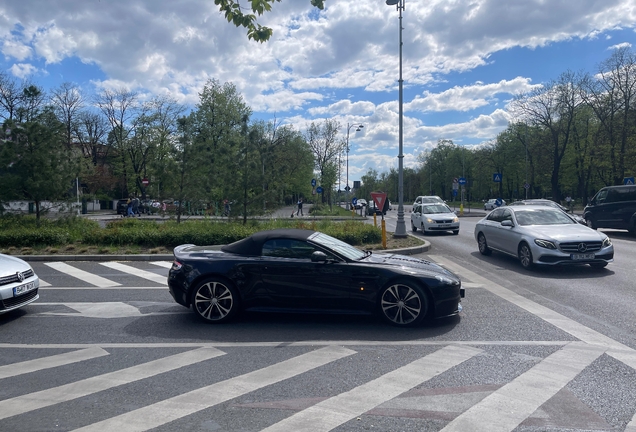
[168,229,464,326]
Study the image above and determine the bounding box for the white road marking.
[0,347,109,379]
[100,262,167,285]
[44,262,121,287]
[150,261,173,268]
[38,286,168,290]
[441,342,605,432]
[72,346,356,432]
[0,347,225,421]
[33,302,186,318]
[38,279,51,286]
[262,345,482,432]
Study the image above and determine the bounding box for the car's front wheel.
[518,243,534,269]
[477,233,491,255]
[379,281,428,326]
[191,277,240,323]
[411,221,417,232]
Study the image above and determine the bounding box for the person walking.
[296,198,304,216]
[132,197,140,216]
[126,197,134,217]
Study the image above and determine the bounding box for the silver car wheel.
[380,282,427,326]
[478,233,491,255]
[193,279,237,323]
[518,243,534,269]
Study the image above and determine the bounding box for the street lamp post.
[386,0,407,237]
[345,122,364,210]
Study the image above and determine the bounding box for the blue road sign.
[311,178,316,186]
[316,186,323,194]
[624,177,635,185]
[495,198,503,206]
[458,177,466,185]
[452,189,458,196]
[352,197,358,206]
[493,173,502,183]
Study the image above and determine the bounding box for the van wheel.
[586,218,597,230]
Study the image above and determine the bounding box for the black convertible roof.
[220,228,316,256]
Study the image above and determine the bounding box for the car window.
[514,209,576,226]
[414,204,421,213]
[501,209,513,222]
[594,189,608,204]
[422,204,450,214]
[487,208,504,222]
[262,239,319,259]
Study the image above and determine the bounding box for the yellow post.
[460,202,464,216]
[373,212,377,227]
[381,219,387,249]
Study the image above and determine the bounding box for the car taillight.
[171,260,183,271]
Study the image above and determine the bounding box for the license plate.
[571,253,595,260]
[13,281,36,296]
[440,224,450,227]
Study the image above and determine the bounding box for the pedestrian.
[126,197,134,217]
[296,198,303,216]
[565,195,572,212]
[223,199,230,216]
[132,197,140,216]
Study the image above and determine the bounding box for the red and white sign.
[142,178,149,186]
[370,191,387,211]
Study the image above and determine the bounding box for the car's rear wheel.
[518,243,534,269]
[589,262,608,269]
[379,281,428,326]
[411,221,417,232]
[191,277,240,323]
[477,233,491,255]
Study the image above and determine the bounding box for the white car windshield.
[422,204,452,214]
[309,232,366,260]
[514,209,576,226]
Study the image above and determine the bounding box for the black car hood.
[361,252,458,279]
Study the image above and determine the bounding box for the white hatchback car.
[0,254,40,314]
[411,203,460,235]
[484,198,506,210]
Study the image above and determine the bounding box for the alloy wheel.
[380,282,427,326]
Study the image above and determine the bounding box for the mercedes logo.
[17,271,24,282]
[577,243,588,252]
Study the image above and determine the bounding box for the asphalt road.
[1,207,636,431]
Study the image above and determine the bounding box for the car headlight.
[435,275,460,286]
[534,239,556,249]
[602,237,612,248]
[426,218,434,224]
[452,216,459,223]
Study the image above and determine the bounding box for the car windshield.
[422,204,451,214]
[309,232,366,260]
[514,209,577,226]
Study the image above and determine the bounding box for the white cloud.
[9,63,37,78]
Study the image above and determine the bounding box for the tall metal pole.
[346,127,350,210]
[388,0,406,237]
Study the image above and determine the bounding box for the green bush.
[0,215,381,249]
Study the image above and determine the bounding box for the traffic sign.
[352,197,358,206]
[624,177,635,185]
[524,183,530,189]
[311,178,316,187]
[344,185,351,192]
[453,177,458,183]
[316,186,323,194]
[452,189,458,196]
[493,173,502,183]
[458,177,466,185]
[495,198,503,206]
[370,191,387,212]
[142,178,149,186]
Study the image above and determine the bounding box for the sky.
[1,0,636,190]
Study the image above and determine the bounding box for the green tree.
[215,0,325,42]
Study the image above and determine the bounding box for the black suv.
[584,185,636,235]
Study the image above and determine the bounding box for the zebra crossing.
[2,258,636,430]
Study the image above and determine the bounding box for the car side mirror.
[501,220,514,227]
[311,251,328,262]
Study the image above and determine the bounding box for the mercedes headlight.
[602,237,612,248]
[534,239,556,249]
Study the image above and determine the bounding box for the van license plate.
[571,253,595,260]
